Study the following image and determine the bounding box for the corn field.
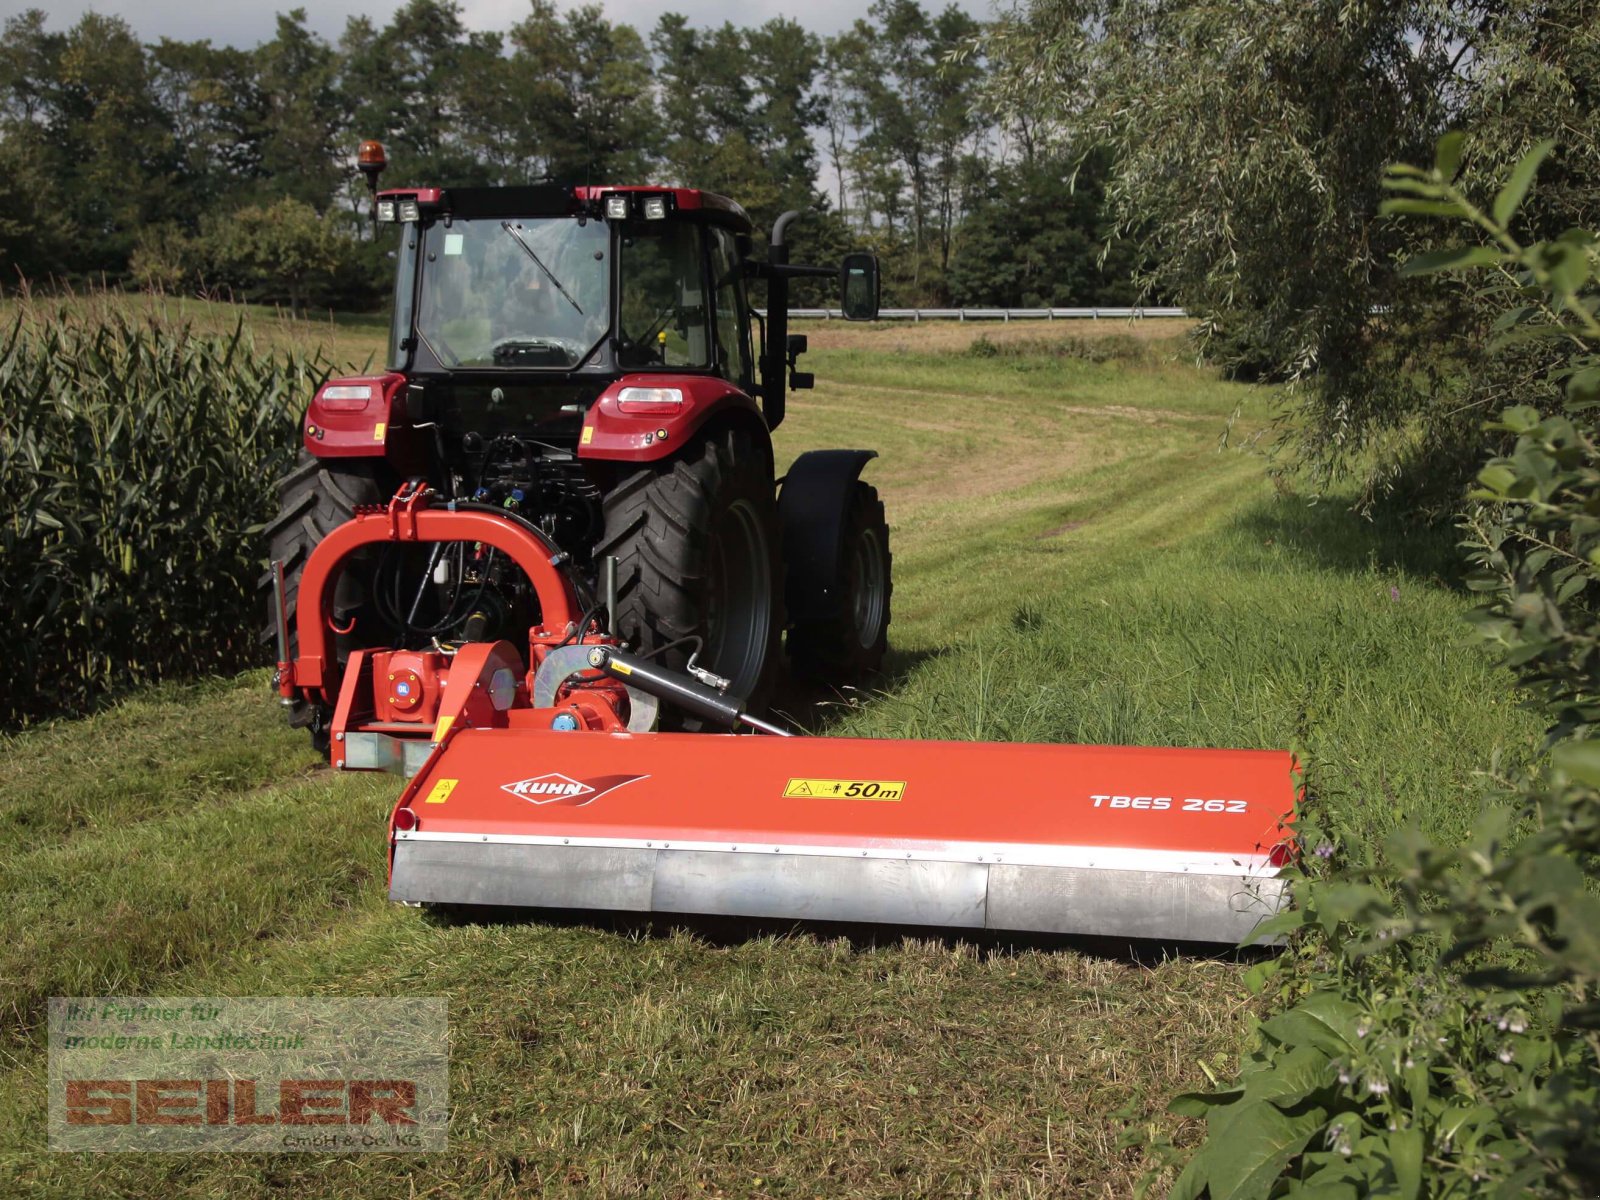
[0,299,326,726]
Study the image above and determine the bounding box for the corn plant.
[0,300,325,725]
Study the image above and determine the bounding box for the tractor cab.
[374,183,876,444]
[379,186,748,378]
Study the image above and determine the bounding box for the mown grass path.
[0,322,1537,1197]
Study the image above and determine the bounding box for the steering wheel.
[491,335,579,364]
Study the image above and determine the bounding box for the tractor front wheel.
[261,451,387,753]
[598,426,783,728]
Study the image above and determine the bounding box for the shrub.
[965,331,1151,364]
[1149,136,1600,1200]
[0,297,324,726]
[194,198,372,317]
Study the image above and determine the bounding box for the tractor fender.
[578,374,765,465]
[303,372,423,470]
[778,449,879,623]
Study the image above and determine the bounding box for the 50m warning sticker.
[784,778,906,801]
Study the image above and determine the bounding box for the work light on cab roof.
[261,140,1297,946]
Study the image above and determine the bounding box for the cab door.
[709,227,755,393]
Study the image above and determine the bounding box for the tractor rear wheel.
[787,481,891,683]
[597,426,783,728]
[261,451,386,752]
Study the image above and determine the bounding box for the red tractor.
[261,148,1295,944]
[266,149,891,752]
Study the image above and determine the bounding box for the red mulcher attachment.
[275,486,1296,944]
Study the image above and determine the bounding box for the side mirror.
[840,253,880,321]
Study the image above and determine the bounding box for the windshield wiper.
[500,222,584,316]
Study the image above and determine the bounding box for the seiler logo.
[500,772,649,806]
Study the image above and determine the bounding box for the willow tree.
[981,1,1600,507]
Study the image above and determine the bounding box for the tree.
[947,152,1140,307]
[649,15,826,231]
[0,11,180,277]
[1156,136,1600,1200]
[256,10,341,210]
[744,18,827,203]
[508,4,655,185]
[830,1,987,302]
[0,11,71,280]
[198,196,362,315]
[339,0,487,190]
[980,0,1600,507]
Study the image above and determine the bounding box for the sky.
[6,0,996,47]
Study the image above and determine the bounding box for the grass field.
[0,314,1538,1197]
[0,290,391,375]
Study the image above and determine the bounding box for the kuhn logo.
[502,773,592,803]
[500,772,648,807]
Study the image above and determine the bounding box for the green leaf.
[1544,242,1592,304]
[1434,130,1466,181]
[1476,464,1517,495]
[1399,245,1505,277]
[1390,1127,1422,1200]
[1378,199,1467,219]
[1497,405,1542,433]
[1555,572,1590,604]
[1490,323,1572,351]
[1494,139,1556,227]
[1380,177,1449,198]
[1286,1184,1359,1200]
[1205,1099,1328,1200]
[1244,906,1309,945]
[1240,1046,1334,1106]
[1171,1087,1246,1117]
[1243,957,1283,995]
[1491,305,1537,332]
[1169,1157,1208,1200]
[1259,1009,1352,1057]
[1567,366,1600,407]
[1552,741,1600,788]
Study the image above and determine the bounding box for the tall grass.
[0,297,324,725]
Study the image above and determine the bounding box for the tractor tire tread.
[597,426,779,727]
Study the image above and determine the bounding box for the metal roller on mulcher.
[266,147,1296,945]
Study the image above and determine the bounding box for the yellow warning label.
[373,421,387,441]
[581,425,595,445]
[424,778,458,804]
[784,778,906,801]
[432,714,454,743]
